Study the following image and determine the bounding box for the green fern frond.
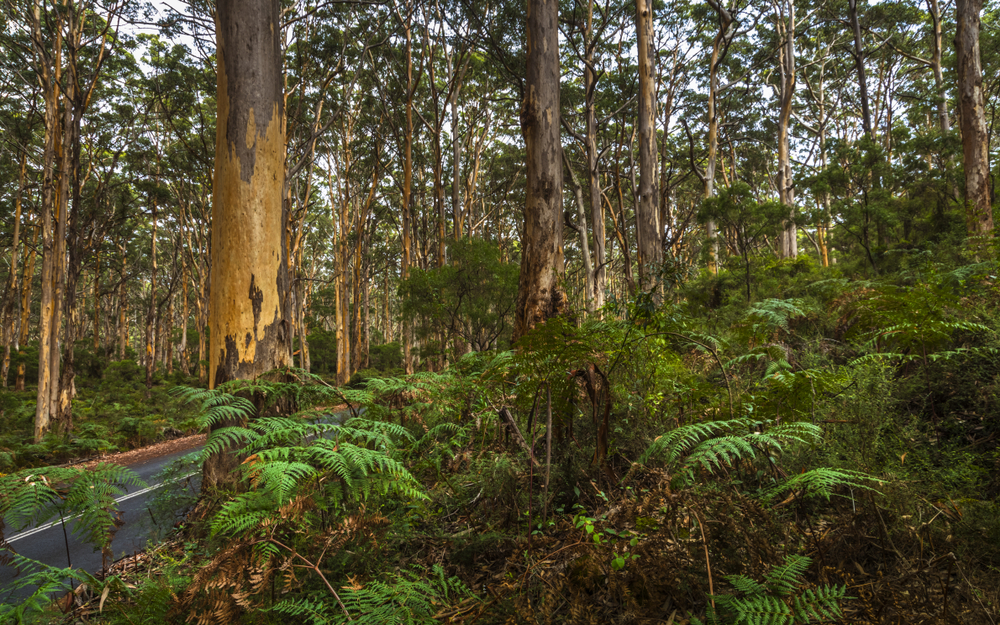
[694,556,850,625]
[765,467,882,502]
[0,554,102,621]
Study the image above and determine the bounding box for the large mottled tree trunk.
[955,0,994,244]
[635,0,661,293]
[513,0,566,342]
[205,0,292,489]
[776,0,797,259]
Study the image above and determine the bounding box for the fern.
[640,418,822,485]
[691,555,848,625]
[0,554,103,620]
[268,565,479,624]
[764,467,882,503]
[0,463,145,550]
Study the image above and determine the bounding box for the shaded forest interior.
[3,0,1000,622]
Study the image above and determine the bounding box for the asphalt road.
[0,408,357,604]
[0,444,202,604]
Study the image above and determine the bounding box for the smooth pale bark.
[635,0,661,293]
[33,10,61,442]
[775,0,797,259]
[514,0,566,342]
[205,0,291,488]
[955,0,994,243]
[579,0,605,312]
[563,153,594,311]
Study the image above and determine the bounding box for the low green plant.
[269,564,479,624]
[691,555,848,625]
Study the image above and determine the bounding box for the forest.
[1,0,1000,622]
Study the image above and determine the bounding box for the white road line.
[5,472,199,544]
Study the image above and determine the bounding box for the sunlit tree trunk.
[955,0,994,246]
[205,0,291,487]
[514,0,566,342]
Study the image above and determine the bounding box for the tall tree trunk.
[705,0,734,274]
[928,0,950,134]
[583,3,605,312]
[205,0,291,488]
[1,152,27,388]
[16,224,40,391]
[776,0,797,259]
[956,0,994,245]
[145,200,158,388]
[564,155,594,312]
[636,0,661,293]
[402,8,415,374]
[180,266,190,374]
[848,0,873,138]
[33,14,62,442]
[514,0,566,342]
[92,253,101,352]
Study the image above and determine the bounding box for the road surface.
[0,443,202,603]
[0,408,356,603]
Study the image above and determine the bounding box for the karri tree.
[514,0,565,342]
[205,0,292,488]
[955,0,993,248]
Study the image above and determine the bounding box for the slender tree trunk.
[34,17,61,442]
[564,155,594,312]
[1,152,27,388]
[776,0,797,259]
[402,9,415,374]
[705,0,734,274]
[145,200,158,388]
[180,266,189,374]
[636,0,661,293]
[849,0,873,138]
[16,224,40,391]
[514,0,566,342]
[955,0,994,244]
[205,0,292,488]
